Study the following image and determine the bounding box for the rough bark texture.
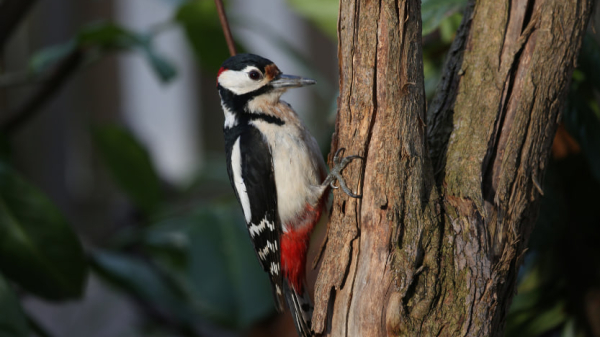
[313,0,593,336]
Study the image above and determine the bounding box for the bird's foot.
[323,148,363,198]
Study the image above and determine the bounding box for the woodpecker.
[217,53,360,337]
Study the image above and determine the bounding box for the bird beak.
[270,74,316,88]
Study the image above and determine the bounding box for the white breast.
[250,119,326,231]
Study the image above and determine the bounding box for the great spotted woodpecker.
[217,53,360,337]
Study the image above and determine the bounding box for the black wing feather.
[224,124,284,311]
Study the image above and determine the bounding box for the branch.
[0,48,84,135]
[214,0,236,56]
[0,0,37,50]
[313,0,439,334]
[420,0,593,335]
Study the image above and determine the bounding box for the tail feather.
[270,282,285,312]
[283,281,314,337]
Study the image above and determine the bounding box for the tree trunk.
[312,0,593,336]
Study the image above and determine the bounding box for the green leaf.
[0,272,30,337]
[77,22,177,83]
[526,302,566,336]
[287,0,338,39]
[439,12,463,42]
[29,22,177,83]
[92,124,162,215]
[0,164,87,300]
[77,22,139,50]
[175,0,232,72]
[506,271,567,337]
[29,41,77,74]
[139,41,178,82]
[144,203,273,328]
[91,251,195,322]
[421,0,467,36]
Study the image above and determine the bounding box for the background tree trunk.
[312,0,593,336]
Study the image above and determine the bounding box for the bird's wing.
[225,124,285,311]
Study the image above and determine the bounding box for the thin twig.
[214,0,236,56]
[0,48,84,135]
[0,0,37,50]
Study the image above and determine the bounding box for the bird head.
[216,53,316,96]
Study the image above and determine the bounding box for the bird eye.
[248,70,262,81]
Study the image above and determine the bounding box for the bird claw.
[325,148,363,198]
[333,148,345,164]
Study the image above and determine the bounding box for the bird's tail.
[283,281,314,337]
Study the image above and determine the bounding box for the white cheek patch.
[218,66,270,95]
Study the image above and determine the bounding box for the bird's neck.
[219,86,291,128]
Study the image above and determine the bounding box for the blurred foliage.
[91,251,198,330]
[506,154,600,337]
[92,203,273,331]
[563,35,600,183]
[421,0,466,36]
[0,272,29,337]
[287,0,338,39]
[175,0,234,72]
[506,36,600,337]
[2,0,600,336]
[0,163,87,300]
[30,22,177,82]
[422,11,463,99]
[92,125,162,215]
[144,204,273,327]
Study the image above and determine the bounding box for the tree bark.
[313,0,593,336]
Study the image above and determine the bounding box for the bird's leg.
[322,148,363,198]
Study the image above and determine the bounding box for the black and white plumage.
[223,112,285,309]
[217,53,360,337]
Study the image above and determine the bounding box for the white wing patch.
[249,217,275,238]
[231,137,252,223]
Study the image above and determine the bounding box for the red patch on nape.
[216,67,227,87]
[280,201,324,292]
